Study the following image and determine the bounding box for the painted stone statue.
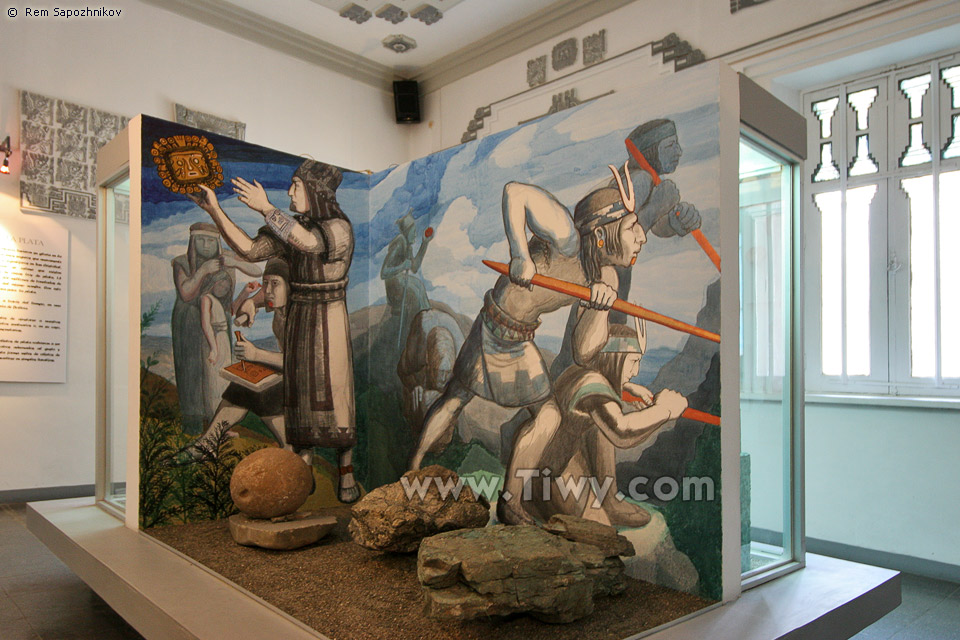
[171,223,260,434]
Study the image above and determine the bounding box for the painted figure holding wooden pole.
[408,166,649,524]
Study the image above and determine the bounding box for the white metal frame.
[95,117,143,528]
[803,48,960,399]
[739,128,806,590]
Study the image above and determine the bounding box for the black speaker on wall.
[393,80,421,124]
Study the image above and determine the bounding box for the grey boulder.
[349,465,489,553]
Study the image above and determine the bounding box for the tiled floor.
[0,503,142,640]
[852,571,960,640]
[1,501,958,640]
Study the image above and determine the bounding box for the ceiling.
[142,0,634,91]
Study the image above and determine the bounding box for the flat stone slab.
[418,524,628,623]
[544,514,636,558]
[229,513,336,550]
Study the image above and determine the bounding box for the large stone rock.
[349,465,489,553]
[620,510,699,594]
[230,448,314,519]
[228,512,336,550]
[543,514,635,558]
[418,524,628,623]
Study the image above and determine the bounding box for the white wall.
[805,403,960,568]
[404,0,960,571]
[0,1,406,493]
[408,0,884,155]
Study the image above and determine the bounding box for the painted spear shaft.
[625,139,721,272]
[481,260,720,344]
[621,390,721,426]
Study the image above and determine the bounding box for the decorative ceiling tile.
[376,3,408,24]
[383,34,417,53]
[411,4,442,25]
[340,3,372,23]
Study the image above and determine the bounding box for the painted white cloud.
[491,124,536,168]
[141,253,174,295]
[420,196,506,314]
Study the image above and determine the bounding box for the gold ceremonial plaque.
[151,135,224,194]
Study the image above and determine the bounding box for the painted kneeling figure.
[529,319,687,527]
[176,258,291,464]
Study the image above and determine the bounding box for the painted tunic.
[252,218,356,449]
[451,248,586,408]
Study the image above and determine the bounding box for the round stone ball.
[230,448,313,519]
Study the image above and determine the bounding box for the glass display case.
[739,133,805,586]
[95,127,138,524]
[91,63,808,636]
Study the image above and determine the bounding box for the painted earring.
[597,238,604,248]
[630,256,636,265]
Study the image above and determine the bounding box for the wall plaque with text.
[0,215,69,383]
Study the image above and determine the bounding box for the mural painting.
[138,65,726,603]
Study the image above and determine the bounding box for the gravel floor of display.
[147,508,715,640]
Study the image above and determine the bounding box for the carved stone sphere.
[230,448,313,519]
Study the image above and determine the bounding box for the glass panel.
[944,115,960,159]
[739,139,794,577]
[849,135,879,176]
[901,122,933,167]
[812,97,840,138]
[815,191,843,376]
[848,88,878,131]
[900,74,931,119]
[845,185,877,376]
[813,142,841,182]
[105,176,131,510]
[940,171,959,377]
[902,175,936,378]
[942,66,960,109]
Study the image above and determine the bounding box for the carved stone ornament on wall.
[340,3,372,23]
[651,33,706,71]
[583,29,607,67]
[552,38,578,72]
[175,104,246,141]
[527,56,547,88]
[19,90,129,220]
[730,0,772,13]
[411,4,442,25]
[376,3,408,24]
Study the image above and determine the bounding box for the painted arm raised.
[501,181,579,287]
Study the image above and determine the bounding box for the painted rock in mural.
[230,448,314,519]
[418,524,629,623]
[348,465,489,553]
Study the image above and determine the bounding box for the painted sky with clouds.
[141,68,722,356]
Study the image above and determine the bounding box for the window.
[804,51,960,398]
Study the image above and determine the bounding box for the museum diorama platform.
[18,59,900,638]
[29,498,901,640]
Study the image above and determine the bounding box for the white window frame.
[803,49,960,400]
